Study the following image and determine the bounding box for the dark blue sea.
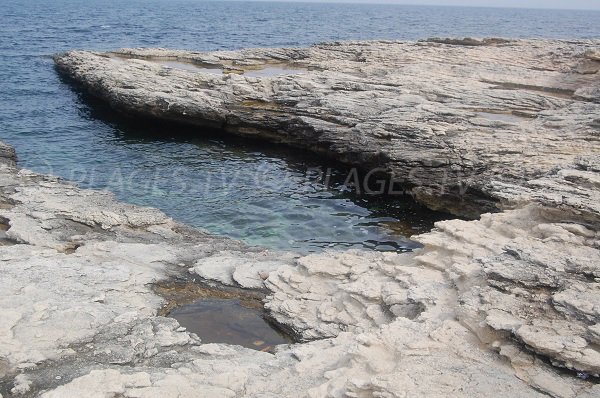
[1,0,599,251]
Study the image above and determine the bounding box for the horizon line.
[205,0,600,12]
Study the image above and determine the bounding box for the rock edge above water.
[54,38,600,218]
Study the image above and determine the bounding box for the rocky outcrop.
[54,39,600,218]
[0,138,598,397]
[0,38,598,396]
[258,175,600,390]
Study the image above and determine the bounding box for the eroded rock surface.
[1,149,599,397]
[55,38,600,217]
[0,38,598,397]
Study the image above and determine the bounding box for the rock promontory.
[55,38,600,217]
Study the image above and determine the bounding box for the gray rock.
[0,151,597,397]
[54,39,600,218]
[0,38,599,397]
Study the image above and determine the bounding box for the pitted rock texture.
[1,141,596,397]
[54,38,600,217]
[0,38,599,397]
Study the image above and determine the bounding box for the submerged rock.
[55,38,600,218]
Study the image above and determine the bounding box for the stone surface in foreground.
[0,143,599,397]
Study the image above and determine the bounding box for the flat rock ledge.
[54,38,600,218]
[0,39,596,397]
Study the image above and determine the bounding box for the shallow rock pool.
[170,298,292,352]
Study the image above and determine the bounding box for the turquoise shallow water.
[1,0,599,251]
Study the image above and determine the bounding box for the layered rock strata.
[0,38,597,397]
[54,38,600,217]
[1,140,598,397]
[1,146,599,397]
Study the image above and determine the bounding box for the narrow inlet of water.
[45,86,451,254]
[49,80,453,349]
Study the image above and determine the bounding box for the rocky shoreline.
[55,38,600,218]
[0,38,597,396]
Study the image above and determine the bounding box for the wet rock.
[425,37,514,46]
[0,142,16,168]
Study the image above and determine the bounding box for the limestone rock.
[1,152,598,397]
[0,38,598,397]
[54,39,600,218]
